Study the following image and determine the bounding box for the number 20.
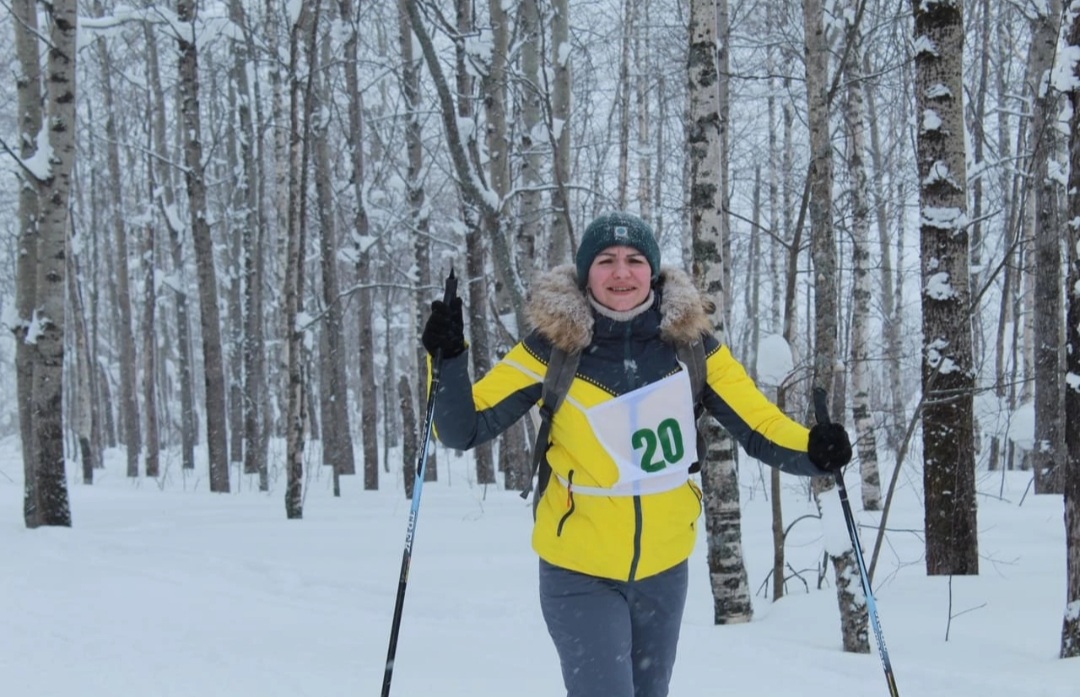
[631,418,685,472]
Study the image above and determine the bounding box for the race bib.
[584,366,697,488]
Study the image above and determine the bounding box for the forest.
[2,0,1079,661]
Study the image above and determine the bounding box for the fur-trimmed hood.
[525,264,715,353]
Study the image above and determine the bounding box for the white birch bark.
[842,3,882,511]
[806,0,868,654]
[688,0,751,625]
[13,0,42,521]
[27,0,79,527]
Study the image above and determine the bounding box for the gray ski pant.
[538,558,688,697]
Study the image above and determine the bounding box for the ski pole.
[381,268,458,697]
[813,387,900,697]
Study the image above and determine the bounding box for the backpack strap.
[521,347,581,515]
[675,339,707,404]
[675,338,709,472]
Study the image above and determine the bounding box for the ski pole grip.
[813,386,830,426]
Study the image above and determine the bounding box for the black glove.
[808,423,852,472]
[421,297,466,358]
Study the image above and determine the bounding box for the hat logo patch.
[614,226,629,240]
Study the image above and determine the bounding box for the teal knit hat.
[575,211,661,289]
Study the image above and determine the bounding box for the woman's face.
[586,245,653,311]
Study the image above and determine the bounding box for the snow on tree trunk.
[911,0,979,575]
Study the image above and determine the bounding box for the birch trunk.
[26,0,79,527]
[549,0,572,265]
[688,0,751,625]
[398,0,436,486]
[842,4,881,511]
[912,0,979,575]
[284,0,319,517]
[806,0,868,653]
[13,0,42,520]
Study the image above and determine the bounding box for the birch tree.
[912,0,979,574]
[806,0,868,654]
[688,0,752,625]
[548,0,573,265]
[842,0,882,511]
[22,0,79,527]
[12,0,42,520]
[284,0,321,517]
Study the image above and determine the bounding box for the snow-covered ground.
[1,435,1076,696]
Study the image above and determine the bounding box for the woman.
[421,211,851,697]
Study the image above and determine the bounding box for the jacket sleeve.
[699,341,829,477]
[430,342,544,450]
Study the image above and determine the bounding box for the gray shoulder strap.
[521,347,581,508]
[676,339,707,403]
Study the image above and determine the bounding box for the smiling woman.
[420,209,852,697]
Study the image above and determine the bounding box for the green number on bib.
[632,428,665,472]
[657,418,684,462]
[632,419,685,473]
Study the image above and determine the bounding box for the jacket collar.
[525,264,715,353]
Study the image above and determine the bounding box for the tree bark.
[339,0,380,490]
[842,0,881,511]
[26,0,79,527]
[13,0,43,521]
[92,0,141,478]
[1059,0,1080,659]
[911,0,979,575]
[1029,1,1065,495]
[806,0,868,653]
[688,0,751,625]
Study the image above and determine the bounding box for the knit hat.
[575,211,661,289]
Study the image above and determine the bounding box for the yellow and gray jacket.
[432,265,827,582]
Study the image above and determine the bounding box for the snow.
[921,109,942,133]
[755,333,794,387]
[924,271,956,301]
[1,437,1077,697]
[912,35,938,58]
